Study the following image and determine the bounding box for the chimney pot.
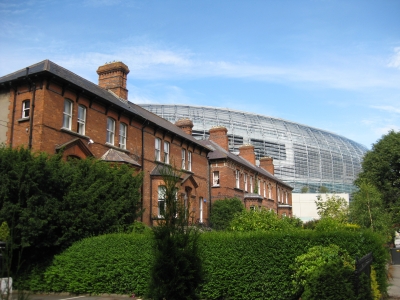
[208,126,229,151]
[97,61,130,100]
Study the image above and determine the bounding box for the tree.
[148,165,203,300]
[209,197,244,230]
[355,130,400,226]
[0,146,143,277]
[349,180,392,241]
[315,194,348,223]
[319,186,329,193]
[301,186,309,193]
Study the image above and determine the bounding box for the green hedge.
[25,230,388,299]
[29,233,154,296]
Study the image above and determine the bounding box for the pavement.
[389,264,400,299]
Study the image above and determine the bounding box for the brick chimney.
[239,144,256,165]
[175,119,194,136]
[208,126,229,151]
[97,61,130,100]
[260,156,274,175]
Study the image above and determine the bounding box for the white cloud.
[388,47,400,69]
[374,125,400,136]
[371,105,400,114]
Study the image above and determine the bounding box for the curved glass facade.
[139,104,367,193]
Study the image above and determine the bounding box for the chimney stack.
[208,126,229,151]
[239,144,256,165]
[260,156,274,175]
[175,119,194,136]
[97,61,130,100]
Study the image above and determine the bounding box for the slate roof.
[101,149,141,167]
[200,139,293,189]
[0,59,210,152]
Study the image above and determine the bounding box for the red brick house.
[200,126,293,217]
[0,60,211,226]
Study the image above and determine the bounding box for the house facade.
[0,60,210,226]
[201,126,293,217]
[0,59,293,226]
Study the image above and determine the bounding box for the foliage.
[291,244,355,299]
[148,164,203,300]
[32,233,153,296]
[0,146,143,280]
[0,221,9,242]
[350,180,392,242]
[301,186,309,193]
[314,218,360,232]
[319,185,329,193]
[22,229,389,300]
[355,130,400,226]
[370,266,381,300]
[315,194,349,222]
[229,208,301,232]
[209,197,244,230]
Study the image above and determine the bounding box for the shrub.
[21,229,389,299]
[291,244,355,300]
[209,197,244,230]
[229,208,300,232]
[34,233,153,296]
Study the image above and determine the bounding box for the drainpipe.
[141,119,149,224]
[28,82,36,150]
[9,85,17,148]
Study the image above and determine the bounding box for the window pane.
[77,105,86,135]
[63,100,72,129]
[119,123,127,149]
[107,118,115,144]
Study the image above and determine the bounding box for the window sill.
[234,187,243,192]
[212,185,220,188]
[18,117,30,123]
[60,128,89,139]
[105,143,130,154]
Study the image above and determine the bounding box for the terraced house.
[0,60,210,226]
[0,60,292,225]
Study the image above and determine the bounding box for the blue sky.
[1,0,399,148]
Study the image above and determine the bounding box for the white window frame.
[235,170,240,189]
[263,181,266,197]
[285,191,288,204]
[106,117,115,145]
[213,171,220,186]
[77,105,86,135]
[244,174,248,192]
[119,123,127,149]
[63,99,73,130]
[258,179,261,195]
[188,151,192,171]
[22,100,30,118]
[181,149,186,169]
[199,197,203,223]
[155,138,161,161]
[268,184,272,199]
[158,185,166,218]
[164,141,170,164]
[250,176,253,193]
[278,188,281,203]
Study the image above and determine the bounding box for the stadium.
[139,104,368,194]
